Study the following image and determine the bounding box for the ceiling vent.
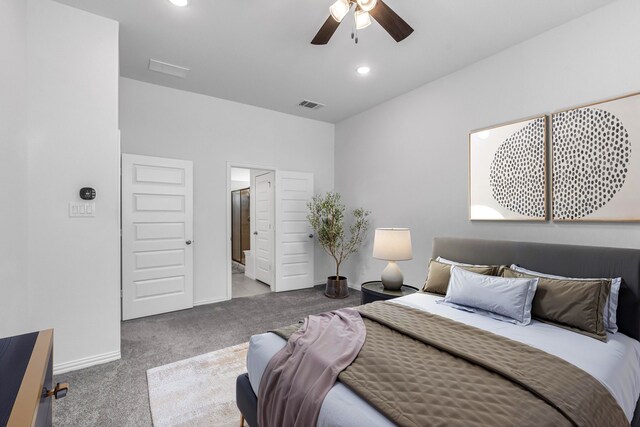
[298,99,325,110]
[148,59,190,79]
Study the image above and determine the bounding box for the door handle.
[44,382,69,400]
[186,240,192,245]
[253,231,258,235]
[308,234,314,239]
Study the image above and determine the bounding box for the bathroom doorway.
[229,167,272,298]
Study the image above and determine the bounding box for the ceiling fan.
[311,0,413,45]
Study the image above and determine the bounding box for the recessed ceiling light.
[356,66,371,75]
[169,0,188,7]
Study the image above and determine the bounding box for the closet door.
[274,171,315,292]
[122,154,193,320]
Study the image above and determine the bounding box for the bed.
[236,237,640,426]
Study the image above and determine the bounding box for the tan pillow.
[423,259,496,295]
[502,268,611,341]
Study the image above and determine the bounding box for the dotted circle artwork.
[489,118,546,218]
[552,108,631,220]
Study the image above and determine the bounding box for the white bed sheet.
[247,292,640,425]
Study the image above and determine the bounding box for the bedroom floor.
[53,285,361,426]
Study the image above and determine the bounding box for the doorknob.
[253,231,258,235]
[308,234,314,238]
[186,240,192,245]
[44,382,69,400]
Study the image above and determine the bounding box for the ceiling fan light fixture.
[355,9,372,30]
[329,0,351,22]
[356,0,377,12]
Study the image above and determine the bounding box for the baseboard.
[193,296,228,307]
[54,350,121,375]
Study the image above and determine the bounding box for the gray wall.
[120,78,336,305]
[0,0,121,372]
[26,0,121,371]
[335,0,640,289]
[0,0,28,333]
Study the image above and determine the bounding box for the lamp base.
[381,261,403,291]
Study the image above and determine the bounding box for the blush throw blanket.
[257,307,365,427]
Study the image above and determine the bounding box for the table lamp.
[372,228,413,291]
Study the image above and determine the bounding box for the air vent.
[149,59,190,79]
[298,99,325,110]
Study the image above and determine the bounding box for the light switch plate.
[69,202,96,217]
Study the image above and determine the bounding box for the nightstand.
[361,281,419,304]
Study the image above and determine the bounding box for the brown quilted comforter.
[273,301,629,427]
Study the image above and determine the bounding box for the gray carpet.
[53,286,361,426]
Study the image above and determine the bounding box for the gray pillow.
[503,267,610,341]
[441,266,538,326]
[423,259,496,295]
[509,264,620,333]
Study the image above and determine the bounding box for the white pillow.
[436,257,492,268]
[510,264,621,333]
[440,266,538,326]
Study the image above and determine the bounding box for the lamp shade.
[373,228,413,261]
[330,0,351,22]
[354,9,372,30]
[357,0,377,12]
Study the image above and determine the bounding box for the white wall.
[0,0,29,334]
[230,180,250,191]
[335,0,640,289]
[0,0,120,372]
[120,78,335,305]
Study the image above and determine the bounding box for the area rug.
[147,342,249,427]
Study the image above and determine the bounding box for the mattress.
[247,292,640,425]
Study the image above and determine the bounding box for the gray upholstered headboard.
[432,237,640,341]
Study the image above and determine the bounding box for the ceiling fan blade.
[311,16,341,45]
[369,0,414,42]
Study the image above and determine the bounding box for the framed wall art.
[469,115,547,221]
[552,92,640,221]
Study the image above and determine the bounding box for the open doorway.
[229,167,273,298]
[226,164,316,299]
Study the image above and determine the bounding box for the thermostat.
[80,187,96,200]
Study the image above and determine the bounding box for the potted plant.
[307,192,370,299]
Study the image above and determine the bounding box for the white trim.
[226,161,277,302]
[193,296,227,307]
[117,130,122,329]
[53,350,121,375]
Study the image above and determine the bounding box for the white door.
[275,171,315,292]
[122,154,193,320]
[254,172,274,286]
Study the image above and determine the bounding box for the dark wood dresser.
[0,330,67,427]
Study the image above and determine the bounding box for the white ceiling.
[55,0,615,123]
